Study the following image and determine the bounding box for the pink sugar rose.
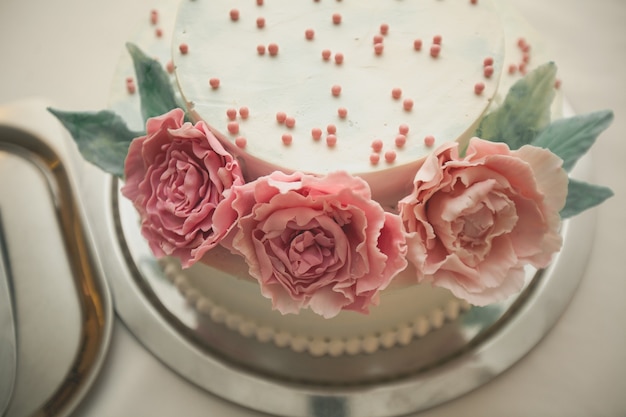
[122,108,244,268]
[224,171,407,318]
[398,137,568,305]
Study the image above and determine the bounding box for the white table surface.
[1,0,624,416]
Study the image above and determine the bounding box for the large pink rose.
[398,137,568,305]
[122,108,244,268]
[224,171,407,318]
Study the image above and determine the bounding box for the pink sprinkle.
[331,85,342,97]
[519,62,527,74]
[370,153,380,165]
[276,112,287,123]
[483,57,494,67]
[327,124,337,134]
[380,23,389,35]
[257,0,264,5]
[230,9,240,21]
[322,49,332,61]
[470,0,478,4]
[257,17,265,28]
[517,37,527,48]
[521,43,531,53]
[179,43,189,54]
[209,78,220,89]
[334,53,344,65]
[395,134,407,148]
[474,82,485,95]
[338,107,348,118]
[433,35,442,45]
[522,52,530,64]
[413,39,423,51]
[484,65,494,78]
[424,135,435,147]
[285,116,296,128]
[311,128,323,140]
[227,121,239,134]
[126,83,136,94]
[305,29,315,40]
[373,35,384,45]
[282,133,293,145]
[239,107,250,119]
[384,150,396,163]
[371,139,383,152]
[235,137,247,148]
[268,43,279,56]
[155,28,163,38]
[226,108,237,120]
[399,124,409,135]
[374,43,384,55]
[430,44,441,58]
[554,79,562,89]
[126,76,133,84]
[166,60,174,74]
[326,134,337,147]
[508,63,517,75]
[403,99,414,111]
[332,13,342,25]
[257,44,266,55]
[150,10,158,25]
[391,88,402,100]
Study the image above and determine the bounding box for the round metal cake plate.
[79,153,595,417]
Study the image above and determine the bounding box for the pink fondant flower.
[122,108,244,268]
[224,171,407,318]
[398,137,568,305]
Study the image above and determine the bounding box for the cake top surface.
[172,0,504,176]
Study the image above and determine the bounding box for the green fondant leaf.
[48,108,141,177]
[532,110,614,172]
[126,42,181,121]
[561,178,613,219]
[475,62,557,149]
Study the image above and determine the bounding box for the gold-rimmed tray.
[0,100,113,417]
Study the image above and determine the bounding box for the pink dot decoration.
[433,35,442,45]
[338,107,348,118]
[257,0,264,5]
[470,0,478,4]
[326,134,337,147]
[257,17,265,28]
[554,79,562,89]
[227,121,240,134]
[209,78,220,89]
[384,150,396,163]
[522,52,530,64]
[430,44,441,58]
[334,53,344,64]
[327,124,337,134]
[380,23,389,35]
[395,135,407,148]
[126,83,136,94]
[155,28,163,38]
[322,49,332,61]
[179,43,189,54]
[508,64,517,75]
[484,65,494,78]
[414,39,423,51]
[230,9,240,21]
[235,137,247,148]
[374,43,384,55]
[311,128,323,140]
[399,124,409,135]
[373,35,384,45]
[239,107,250,119]
[474,82,485,95]
[332,13,342,25]
[268,43,279,56]
[392,88,402,99]
[166,60,174,74]
[483,57,494,67]
[226,108,237,120]
[257,45,266,55]
[276,112,287,123]
[403,99,414,111]
[371,139,383,152]
[305,29,315,40]
[370,153,380,165]
[150,10,158,25]
[424,135,435,147]
[331,85,342,97]
[285,116,296,128]
[282,134,293,145]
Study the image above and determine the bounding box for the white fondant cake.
[107,0,560,356]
